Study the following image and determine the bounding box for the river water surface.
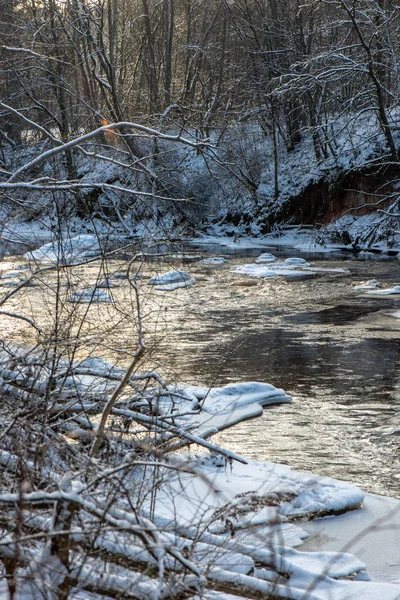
[1,243,399,497]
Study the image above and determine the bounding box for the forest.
[1,0,400,242]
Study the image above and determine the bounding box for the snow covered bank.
[150,454,400,600]
[0,347,399,600]
[159,381,292,437]
[301,493,400,584]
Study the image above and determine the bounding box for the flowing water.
[155,246,400,498]
[1,241,399,496]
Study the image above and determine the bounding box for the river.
[0,241,399,497]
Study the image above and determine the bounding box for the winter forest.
[1,1,400,599]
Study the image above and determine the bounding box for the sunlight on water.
[1,245,399,496]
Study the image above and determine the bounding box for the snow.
[200,257,229,265]
[67,288,114,303]
[148,270,196,290]
[366,285,400,295]
[354,279,381,290]
[154,277,196,291]
[158,381,292,437]
[232,259,347,280]
[232,263,278,278]
[283,257,310,267]
[24,234,101,265]
[148,270,193,285]
[301,494,400,583]
[255,252,277,263]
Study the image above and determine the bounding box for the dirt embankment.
[272,161,400,226]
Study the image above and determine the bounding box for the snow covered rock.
[0,270,25,280]
[200,257,228,265]
[155,278,196,291]
[366,286,400,295]
[148,270,196,290]
[67,288,114,303]
[354,279,381,291]
[97,278,119,288]
[283,257,310,267]
[148,270,193,285]
[24,234,101,265]
[232,264,278,278]
[255,253,277,263]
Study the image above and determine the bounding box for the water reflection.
[1,243,399,495]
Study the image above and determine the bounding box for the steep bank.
[269,160,400,227]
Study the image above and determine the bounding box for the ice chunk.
[154,277,196,291]
[1,270,25,279]
[232,264,277,278]
[170,253,202,263]
[24,234,100,265]
[148,270,193,285]
[200,257,228,265]
[97,279,119,288]
[0,278,23,287]
[354,279,381,290]
[366,286,400,295]
[255,253,277,263]
[202,382,292,413]
[283,257,310,267]
[67,288,114,303]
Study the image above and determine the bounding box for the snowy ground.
[301,493,400,584]
[2,345,399,599]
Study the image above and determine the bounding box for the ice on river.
[24,234,101,265]
[200,257,229,265]
[152,452,400,599]
[232,263,278,278]
[156,381,291,437]
[255,252,277,263]
[67,288,114,303]
[366,285,400,295]
[148,269,196,290]
[151,453,400,599]
[233,258,347,280]
[160,452,364,529]
[354,279,381,290]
